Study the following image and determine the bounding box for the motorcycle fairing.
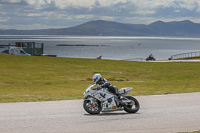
[119,87,132,96]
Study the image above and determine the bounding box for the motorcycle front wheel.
[83,100,102,115]
[124,96,140,113]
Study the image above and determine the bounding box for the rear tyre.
[124,96,140,113]
[83,100,102,115]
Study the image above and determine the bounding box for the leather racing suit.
[97,78,120,98]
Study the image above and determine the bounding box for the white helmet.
[93,74,102,84]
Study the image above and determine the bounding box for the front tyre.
[83,100,102,115]
[124,96,140,113]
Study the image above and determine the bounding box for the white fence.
[171,51,200,59]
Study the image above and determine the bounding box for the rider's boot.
[116,94,126,106]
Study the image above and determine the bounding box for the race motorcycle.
[146,56,156,61]
[83,84,140,114]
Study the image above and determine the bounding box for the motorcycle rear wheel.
[124,96,140,113]
[83,100,102,115]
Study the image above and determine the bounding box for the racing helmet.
[93,74,102,84]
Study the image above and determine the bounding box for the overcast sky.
[0,0,200,30]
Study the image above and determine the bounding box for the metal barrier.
[123,58,144,61]
[171,51,200,60]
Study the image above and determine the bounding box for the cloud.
[0,0,21,3]
[1,0,200,11]
[2,0,200,15]
[0,0,200,29]
[100,16,116,21]
[0,17,9,22]
[53,0,95,9]
[26,13,43,17]
[0,23,67,30]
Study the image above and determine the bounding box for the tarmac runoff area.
[0,92,200,133]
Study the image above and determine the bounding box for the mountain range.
[0,20,200,37]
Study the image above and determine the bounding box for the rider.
[149,54,153,58]
[92,74,121,99]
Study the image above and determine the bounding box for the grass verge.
[1,54,200,103]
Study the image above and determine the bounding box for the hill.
[0,20,200,36]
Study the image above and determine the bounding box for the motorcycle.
[83,84,140,114]
[146,56,156,61]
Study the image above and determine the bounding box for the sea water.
[0,35,200,60]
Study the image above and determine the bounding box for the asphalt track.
[0,93,200,133]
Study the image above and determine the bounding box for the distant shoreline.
[56,44,109,47]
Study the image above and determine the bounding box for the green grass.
[1,54,200,103]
